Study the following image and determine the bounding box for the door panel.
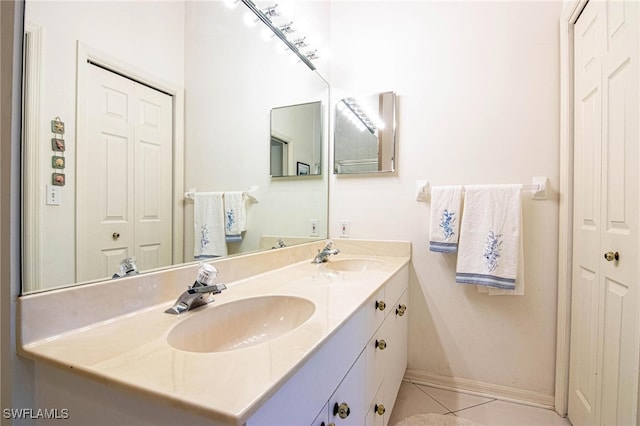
[569,1,639,425]
[77,64,172,282]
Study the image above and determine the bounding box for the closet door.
[568,1,639,425]
[77,64,173,282]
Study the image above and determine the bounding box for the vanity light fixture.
[277,22,296,36]
[340,98,379,135]
[292,37,308,49]
[240,0,316,70]
[261,5,280,18]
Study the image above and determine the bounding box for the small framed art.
[52,173,65,186]
[297,162,310,176]
[52,156,65,169]
[52,138,65,152]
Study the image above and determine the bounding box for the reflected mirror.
[334,91,397,174]
[270,101,322,177]
[21,0,330,294]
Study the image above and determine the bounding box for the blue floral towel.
[193,192,227,259]
[455,185,523,291]
[429,186,463,253]
[223,191,246,243]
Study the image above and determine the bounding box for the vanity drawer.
[384,266,408,314]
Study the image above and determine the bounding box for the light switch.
[46,184,61,206]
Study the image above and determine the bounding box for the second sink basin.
[167,295,316,353]
[324,258,385,272]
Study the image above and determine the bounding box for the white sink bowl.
[167,295,316,353]
[324,258,385,272]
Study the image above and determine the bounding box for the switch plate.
[339,220,350,238]
[46,184,61,206]
[310,219,319,237]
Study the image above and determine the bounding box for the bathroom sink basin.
[167,295,315,353]
[324,258,385,272]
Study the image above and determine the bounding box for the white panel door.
[569,1,639,425]
[77,64,173,282]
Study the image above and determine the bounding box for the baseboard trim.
[404,369,555,410]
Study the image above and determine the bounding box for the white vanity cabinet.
[247,265,409,426]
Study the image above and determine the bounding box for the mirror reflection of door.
[270,137,289,176]
[76,63,173,282]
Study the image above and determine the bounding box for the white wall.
[329,1,561,399]
[24,1,185,291]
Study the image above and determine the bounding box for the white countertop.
[20,252,410,425]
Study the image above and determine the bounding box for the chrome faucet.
[311,240,340,263]
[165,264,227,314]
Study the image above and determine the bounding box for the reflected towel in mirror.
[194,192,227,259]
[224,191,246,243]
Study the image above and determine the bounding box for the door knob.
[604,251,619,262]
[375,404,386,415]
[375,300,386,311]
[396,304,407,316]
[376,339,387,350]
[333,402,350,419]
[112,232,120,240]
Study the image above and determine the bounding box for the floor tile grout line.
[414,383,498,414]
[451,399,498,415]
[411,383,453,413]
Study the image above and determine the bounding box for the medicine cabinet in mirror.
[334,91,397,174]
[21,0,330,294]
[270,101,323,177]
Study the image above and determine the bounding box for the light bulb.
[244,12,258,27]
[261,28,274,41]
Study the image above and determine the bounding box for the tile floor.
[388,381,572,426]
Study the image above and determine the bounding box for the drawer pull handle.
[375,404,386,415]
[333,402,350,419]
[375,300,386,311]
[396,304,407,316]
[112,232,120,240]
[376,339,387,350]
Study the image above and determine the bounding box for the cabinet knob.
[112,232,120,240]
[375,404,386,416]
[604,251,619,262]
[375,300,386,311]
[376,339,387,350]
[333,402,350,419]
[396,304,407,316]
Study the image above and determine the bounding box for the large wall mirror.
[21,0,330,294]
[334,91,397,174]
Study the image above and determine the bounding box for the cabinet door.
[311,402,329,426]
[365,382,385,426]
[383,290,409,424]
[329,353,366,426]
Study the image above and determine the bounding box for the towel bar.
[415,177,548,202]
[184,186,260,203]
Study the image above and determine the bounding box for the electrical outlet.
[46,184,61,206]
[339,220,350,238]
[310,219,319,237]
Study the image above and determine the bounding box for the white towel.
[429,186,463,253]
[456,184,523,291]
[193,192,227,259]
[224,191,246,243]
